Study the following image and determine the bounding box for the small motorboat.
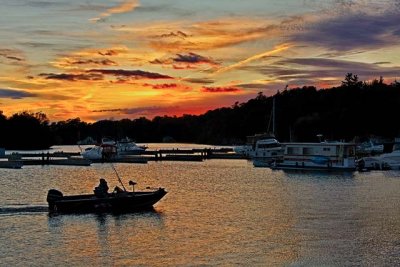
[47,179,167,214]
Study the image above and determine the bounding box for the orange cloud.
[90,0,140,23]
[114,18,279,52]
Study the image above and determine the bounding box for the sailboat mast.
[272,95,276,136]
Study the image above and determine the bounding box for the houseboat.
[255,141,357,171]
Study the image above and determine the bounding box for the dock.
[0,147,246,168]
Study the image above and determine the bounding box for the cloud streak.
[143,83,191,90]
[39,68,172,82]
[68,59,117,66]
[213,43,292,75]
[90,0,140,23]
[92,105,179,116]
[201,86,241,93]
[151,52,219,69]
[88,69,172,79]
[0,49,25,62]
[39,73,103,81]
[0,88,37,99]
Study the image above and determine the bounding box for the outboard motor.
[47,189,63,211]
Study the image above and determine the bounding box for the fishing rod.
[110,163,127,191]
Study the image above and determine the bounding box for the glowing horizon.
[1,0,400,122]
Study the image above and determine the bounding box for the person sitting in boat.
[94,178,109,197]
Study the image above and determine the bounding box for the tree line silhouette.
[1,73,399,149]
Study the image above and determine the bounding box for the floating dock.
[1,147,246,168]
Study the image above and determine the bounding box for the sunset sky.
[1,0,400,121]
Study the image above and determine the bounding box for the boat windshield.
[257,143,281,149]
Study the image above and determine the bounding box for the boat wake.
[0,204,48,215]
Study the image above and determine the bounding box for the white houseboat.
[262,141,357,171]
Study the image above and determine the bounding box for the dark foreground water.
[1,147,400,266]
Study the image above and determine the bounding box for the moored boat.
[81,137,146,160]
[247,93,284,162]
[250,136,284,162]
[358,140,400,170]
[255,141,357,171]
[81,144,117,160]
[116,137,147,155]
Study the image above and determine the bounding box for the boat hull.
[47,188,167,214]
[253,159,355,171]
[270,164,355,172]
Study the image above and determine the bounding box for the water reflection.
[46,210,166,266]
[47,210,165,231]
[2,157,400,266]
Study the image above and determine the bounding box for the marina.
[2,140,399,172]
[0,146,242,168]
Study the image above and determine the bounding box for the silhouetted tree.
[341,73,362,88]
[5,111,52,149]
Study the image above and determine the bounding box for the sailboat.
[250,94,284,165]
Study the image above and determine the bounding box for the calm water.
[1,145,400,266]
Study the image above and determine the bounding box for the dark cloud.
[98,50,119,56]
[145,83,178,89]
[92,105,179,116]
[183,77,215,84]
[0,49,24,62]
[5,56,22,61]
[201,86,241,93]
[69,59,117,66]
[149,59,164,64]
[151,52,219,70]
[39,73,103,81]
[159,31,189,39]
[174,52,218,65]
[373,61,391,65]
[142,83,192,90]
[0,88,37,99]
[88,69,172,79]
[39,68,171,81]
[290,11,400,51]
